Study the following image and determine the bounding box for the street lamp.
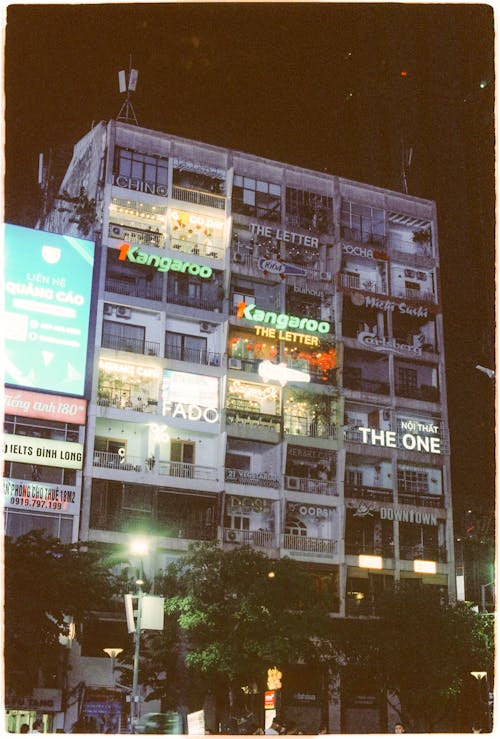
[103,647,123,687]
[130,538,149,731]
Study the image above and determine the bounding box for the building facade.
[12,117,454,732]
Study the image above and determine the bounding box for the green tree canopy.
[334,585,494,732]
[4,531,122,694]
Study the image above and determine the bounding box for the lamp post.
[470,671,492,732]
[130,538,149,732]
[103,647,123,687]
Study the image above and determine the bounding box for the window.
[346,469,363,487]
[285,187,333,232]
[170,441,195,465]
[165,332,207,363]
[224,513,250,530]
[396,366,418,393]
[341,201,385,244]
[4,511,73,542]
[285,516,307,537]
[102,319,145,353]
[115,148,168,191]
[397,468,429,494]
[233,175,281,220]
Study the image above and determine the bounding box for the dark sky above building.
[4,2,496,526]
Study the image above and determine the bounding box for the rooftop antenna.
[117,55,139,125]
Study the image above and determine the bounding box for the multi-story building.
[14,117,453,732]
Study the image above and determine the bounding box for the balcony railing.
[157,460,219,481]
[284,476,337,496]
[171,185,226,210]
[225,408,281,432]
[165,343,221,367]
[101,333,160,357]
[344,484,394,502]
[340,226,387,248]
[224,468,280,488]
[345,542,395,557]
[395,384,440,402]
[393,287,437,304]
[399,544,447,563]
[170,240,224,260]
[343,376,390,395]
[96,393,159,414]
[104,277,163,301]
[93,450,144,472]
[167,292,222,313]
[109,223,165,249]
[223,528,276,547]
[283,418,337,439]
[282,534,336,555]
[398,493,444,508]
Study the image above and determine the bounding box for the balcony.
[343,375,390,395]
[345,542,395,558]
[393,287,437,305]
[108,223,165,249]
[167,291,222,313]
[283,417,337,440]
[171,184,226,210]
[340,226,387,248]
[344,484,394,502]
[399,544,447,563]
[170,240,224,260]
[226,408,281,432]
[93,450,144,472]
[101,332,160,357]
[282,534,337,556]
[165,343,221,367]
[284,475,337,496]
[104,277,163,301]
[224,468,280,489]
[395,383,440,402]
[398,492,444,508]
[223,528,276,548]
[96,392,159,414]
[157,460,219,482]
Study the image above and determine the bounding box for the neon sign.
[228,379,279,403]
[118,243,213,278]
[255,326,320,346]
[99,358,161,379]
[258,361,310,386]
[236,302,330,334]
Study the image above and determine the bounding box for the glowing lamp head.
[130,538,149,557]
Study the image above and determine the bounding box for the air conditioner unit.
[287,477,300,490]
[404,269,416,278]
[228,358,242,370]
[416,271,427,281]
[200,322,215,333]
[116,306,132,318]
[103,303,114,316]
[233,252,243,263]
[320,271,332,280]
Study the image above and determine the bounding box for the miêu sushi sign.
[358,425,441,454]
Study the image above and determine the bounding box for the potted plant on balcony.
[412,228,431,245]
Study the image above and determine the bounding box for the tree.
[4,531,122,694]
[335,586,494,732]
[142,543,333,729]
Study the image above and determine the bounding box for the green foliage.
[4,531,121,693]
[333,586,494,732]
[143,543,333,710]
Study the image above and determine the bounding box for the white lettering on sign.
[288,502,330,518]
[99,359,161,379]
[249,223,319,248]
[229,495,272,513]
[361,295,430,318]
[113,174,168,196]
[359,427,441,454]
[380,507,438,526]
[163,401,220,423]
[358,331,423,356]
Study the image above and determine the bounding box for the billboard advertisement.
[3,434,84,469]
[4,387,87,424]
[4,224,95,396]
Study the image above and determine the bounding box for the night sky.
[4,2,496,528]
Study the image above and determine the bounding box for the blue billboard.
[4,224,95,396]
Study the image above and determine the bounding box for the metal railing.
[104,277,163,301]
[109,223,165,248]
[343,376,390,395]
[399,544,447,563]
[224,468,280,488]
[395,384,440,402]
[96,393,159,414]
[283,418,337,439]
[170,240,224,260]
[93,450,144,472]
[157,460,218,481]
[171,185,226,210]
[284,476,337,496]
[398,493,444,508]
[165,344,221,367]
[282,534,336,555]
[223,528,276,547]
[167,292,222,313]
[344,484,394,502]
[393,287,437,304]
[225,409,281,432]
[101,333,160,357]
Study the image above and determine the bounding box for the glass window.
[397,468,429,494]
[4,511,73,543]
[233,174,281,221]
[115,148,168,191]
